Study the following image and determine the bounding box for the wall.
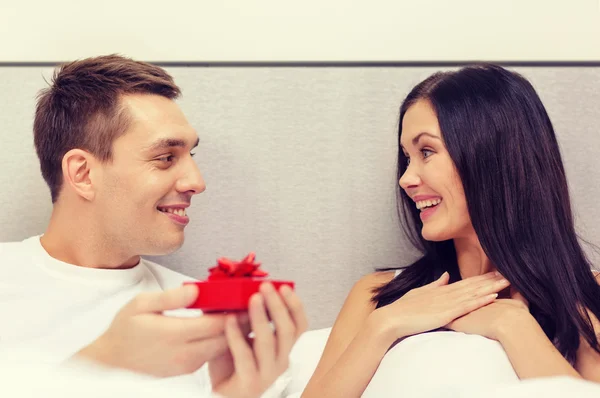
[1,65,599,328]
[1,0,599,62]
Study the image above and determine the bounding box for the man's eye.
[157,155,174,162]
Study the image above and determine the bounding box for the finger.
[448,293,498,320]
[225,315,257,381]
[123,284,200,315]
[208,350,234,388]
[419,272,450,291]
[260,283,297,360]
[459,277,511,299]
[446,272,507,294]
[432,271,450,287]
[249,293,276,374]
[176,314,228,341]
[236,312,252,338]
[279,285,308,338]
[181,334,229,373]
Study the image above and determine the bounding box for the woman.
[302,64,600,397]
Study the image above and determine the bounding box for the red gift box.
[185,252,294,312]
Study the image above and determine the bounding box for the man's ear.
[61,149,98,201]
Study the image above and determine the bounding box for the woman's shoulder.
[352,270,397,293]
[330,270,402,329]
[328,271,398,340]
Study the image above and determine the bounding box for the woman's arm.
[301,272,397,398]
[302,271,510,397]
[495,311,583,380]
[447,297,584,380]
[495,272,600,382]
[575,272,600,382]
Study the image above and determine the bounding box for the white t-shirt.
[0,235,209,391]
[0,235,291,398]
[0,357,215,398]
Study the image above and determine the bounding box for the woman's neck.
[453,234,496,278]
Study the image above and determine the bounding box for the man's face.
[93,94,205,258]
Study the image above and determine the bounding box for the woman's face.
[399,99,473,241]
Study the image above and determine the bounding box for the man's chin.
[142,234,185,256]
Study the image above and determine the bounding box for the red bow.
[208,252,269,280]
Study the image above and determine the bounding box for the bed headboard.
[1,65,599,328]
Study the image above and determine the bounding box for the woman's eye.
[422,149,434,158]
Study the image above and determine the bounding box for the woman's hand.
[370,271,511,343]
[445,291,531,341]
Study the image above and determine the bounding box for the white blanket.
[455,377,600,398]
[286,327,600,397]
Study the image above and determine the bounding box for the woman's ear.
[61,149,97,201]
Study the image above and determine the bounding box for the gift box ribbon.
[208,252,269,280]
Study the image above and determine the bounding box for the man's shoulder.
[0,235,38,258]
[142,258,198,289]
[0,240,21,253]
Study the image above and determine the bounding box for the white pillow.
[285,327,332,395]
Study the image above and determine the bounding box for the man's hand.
[76,284,229,377]
[209,283,308,398]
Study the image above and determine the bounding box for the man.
[0,54,307,397]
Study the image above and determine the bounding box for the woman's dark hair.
[373,63,600,364]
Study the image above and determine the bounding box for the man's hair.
[34,54,181,203]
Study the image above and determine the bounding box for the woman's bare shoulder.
[353,270,397,291]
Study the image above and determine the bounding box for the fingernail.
[251,293,264,306]
[261,282,274,293]
[280,285,292,296]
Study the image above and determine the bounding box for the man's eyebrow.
[400,132,441,149]
[145,137,200,152]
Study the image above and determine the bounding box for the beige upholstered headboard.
[1,66,599,329]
